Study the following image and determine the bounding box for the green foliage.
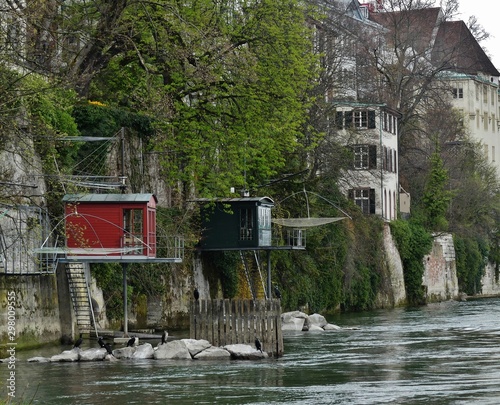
[87,0,318,197]
[341,214,384,311]
[201,251,240,299]
[421,148,452,231]
[390,220,433,305]
[73,102,154,139]
[454,234,488,295]
[20,75,81,219]
[91,262,125,321]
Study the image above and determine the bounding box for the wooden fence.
[190,299,284,357]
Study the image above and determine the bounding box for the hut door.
[258,206,271,246]
[123,208,143,254]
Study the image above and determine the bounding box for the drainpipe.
[380,109,384,219]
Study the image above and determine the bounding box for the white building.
[335,103,400,221]
[369,6,500,175]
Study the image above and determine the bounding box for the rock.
[323,323,342,331]
[79,348,107,361]
[112,346,136,359]
[27,356,50,363]
[281,316,306,331]
[223,344,268,360]
[104,354,118,362]
[193,346,231,360]
[154,340,192,360]
[181,339,212,357]
[281,311,308,331]
[281,311,308,322]
[306,313,328,328]
[132,343,154,359]
[50,349,80,362]
[307,324,324,332]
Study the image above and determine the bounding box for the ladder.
[65,262,96,335]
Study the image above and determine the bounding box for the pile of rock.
[281,311,345,332]
[27,339,268,363]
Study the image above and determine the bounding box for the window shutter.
[368,110,376,128]
[345,111,353,128]
[348,189,354,200]
[369,145,377,169]
[369,189,376,214]
[335,111,344,128]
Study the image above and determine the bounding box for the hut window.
[240,208,253,240]
[123,209,143,238]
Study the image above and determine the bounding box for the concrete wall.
[0,274,62,351]
[422,234,459,302]
[481,262,500,295]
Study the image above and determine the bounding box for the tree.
[87,0,319,200]
[420,145,452,231]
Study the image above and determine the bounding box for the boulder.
[281,316,306,331]
[323,323,342,331]
[307,324,324,332]
[182,339,212,357]
[112,346,136,359]
[132,343,154,359]
[223,344,269,360]
[281,311,308,331]
[306,313,328,329]
[79,348,107,361]
[193,346,231,360]
[281,311,308,323]
[50,349,80,362]
[104,354,118,362]
[154,340,192,360]
[27,356,50,363]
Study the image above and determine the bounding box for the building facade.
[335,103,400,220]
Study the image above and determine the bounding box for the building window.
[493,146,496,162]
[352,144,377,169]
[353,111,368,128]
[484,113,489,131]
[483,85,488,104]
[336,110,376,129]
[240,208,253,241]
[348,188,375,214]
[452,87,463,99]
[492,88,496,105]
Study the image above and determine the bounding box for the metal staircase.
[239,251,267,300]
[65,262,96,335]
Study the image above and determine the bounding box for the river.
[3,297,500,404]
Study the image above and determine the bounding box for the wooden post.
[230,299,237,344]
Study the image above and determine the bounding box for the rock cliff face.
[375,224,407,308]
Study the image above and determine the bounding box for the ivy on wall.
[390,220,432,305]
